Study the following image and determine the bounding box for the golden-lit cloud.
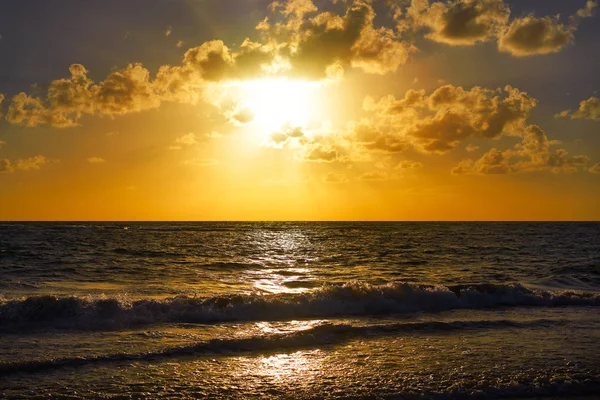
[269,126,306,146]
[498,1,595,57]
[6,64,163,127]
[87,157,106,164]
[169,133,199,150]
[404,0,510,45]
[498,16,573,57]
[589,162,600,174]
[258,0,412,78]
[3,40,271,127]
[577,0,598,18]
[4,0,596,130]
[363,84,537,154]
[0,155,49,173]
[557,97,600,121]
[305,144,341,162]
[400,0,595,57]
[395,160,423,170]
[358,171,388,181]
[453,125,590,174]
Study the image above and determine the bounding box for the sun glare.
[236,78,322,132]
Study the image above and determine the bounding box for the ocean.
[0,222,599,399]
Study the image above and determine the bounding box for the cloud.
[466,144,480,152]
[0,155,49,173]
[270,0,317,16]
[6,64,166,127]
[0,140,5,149]
[4,0,597,129]
[305,145,340,162]
[229,108,255,125]
[3,39,272,127]
[270,131,290,145]
[452,147,511,174]
[259,0,412,78]
[365,84,537,154]
[87,157,106,163]
[181,40,235,82]
[0,93,4,116]
[169,133,200,150]
[589,162,600,174]
[498,1,596,57]
[452,125,590,174]
[358,171,387,181]
[177,132,198,145]
[557,97,600,121]
[95,64,163,116]
[498,16,573,57]
[352,122,410,153]
[395,160,423,170]
[576,0,597,18]
[401,0,595,57]
[166,26,172,37]
[405,0,510,46]
[267,125,306,146]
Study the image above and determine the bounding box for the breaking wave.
[1,281,598,332]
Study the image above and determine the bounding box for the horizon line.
[1,220,599,223]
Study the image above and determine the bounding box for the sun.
[234,78,322,132]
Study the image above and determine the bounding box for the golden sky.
[0,0,599,220]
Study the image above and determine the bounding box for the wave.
[0,318,567,376]
[1,281,598,332]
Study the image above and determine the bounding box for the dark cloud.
[404,0,510,45]
[401,0,595,57]
[498,16,573,57]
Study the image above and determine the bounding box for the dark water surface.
[1,222,599,398]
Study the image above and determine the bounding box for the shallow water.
[1,222,599,398]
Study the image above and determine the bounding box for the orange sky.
[0,0,599,220]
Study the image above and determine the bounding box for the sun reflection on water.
[257,351,322,380]
[242,229,320,294]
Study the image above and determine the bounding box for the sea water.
[1,222,599,398]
